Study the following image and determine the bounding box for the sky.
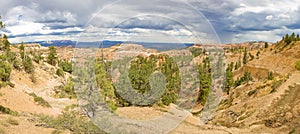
[0,0,300,44]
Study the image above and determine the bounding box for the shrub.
[28,93,51,107]
[58,60,72,73]
[0,60,12,82]
[7,118,19,125]
[54,77,76,99]
[295,61,300,71]
[268,71,274,80]
[56,68,64,76]
[22,57,35,74]
[37,110,104,133]
[235,71,253,87]
[0,105,18,115]
[33,52,43,63]
[248,90,256,96]
[189,47,202,57]
[12,58,22,70]
[270,79,284,93]
[30,73,37,83]
[6,51,16,63]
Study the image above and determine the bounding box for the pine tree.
[291,32,296,41]
[3,35,10,52]
[47,46,58,66]
[198,57,212,104]
[0,16,4,29]
[243,49,248,64]
[20,42,25,59]
[23,56,34,74]
[249,53,254,61]
[0,59,12,82]
[256,51,260,58]
[225,62,234,94]
[268,71,274,80]
[264,42,269,48]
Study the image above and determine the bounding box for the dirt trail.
[0,69,76,116]
[32,78,77,114]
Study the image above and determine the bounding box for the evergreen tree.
[129,55,156,94]
[0,16,4,29]
[20,42,25,59]
[225,62,234,94]
[249,53,254,61]
[160,55,180,105]
[234,62,238,70]
[0,59,12,82]
[268,71,274,80]
[256,51,260,57]
[95,60,114,97]
[264,42,269,48]
[198,57,212,104]
[243,49,248,64]
[22,56,34,74]
[243,71,253,84]
[47,46,58,66]
[295,61,300,71]
[3,35,10,52]
[234,71,253,87]
[291,32,296,41]
[58,60,72,73]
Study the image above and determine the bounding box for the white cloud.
[7,21,44,35]
[231,26,300,43]
[266,15,273,20]
[231,0,299,16]
[2,0,300,44]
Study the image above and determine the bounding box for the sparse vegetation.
[235,71,253,87]
[22,56,35,74]
[234,58,241,70]
[33,52,43,64]
[189,47,203,57]
[268,71,274,80]
[248,90,256,96]
[56,68,64,76]
[54,77,76,99]
[275,33,300,51]
[0,105,18,115]
[295,61,300,71]
[6,118,19,125]
[270,79,284,93]
[37,110,104,133]
[58,60,72,73]
[28,93,51,107]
